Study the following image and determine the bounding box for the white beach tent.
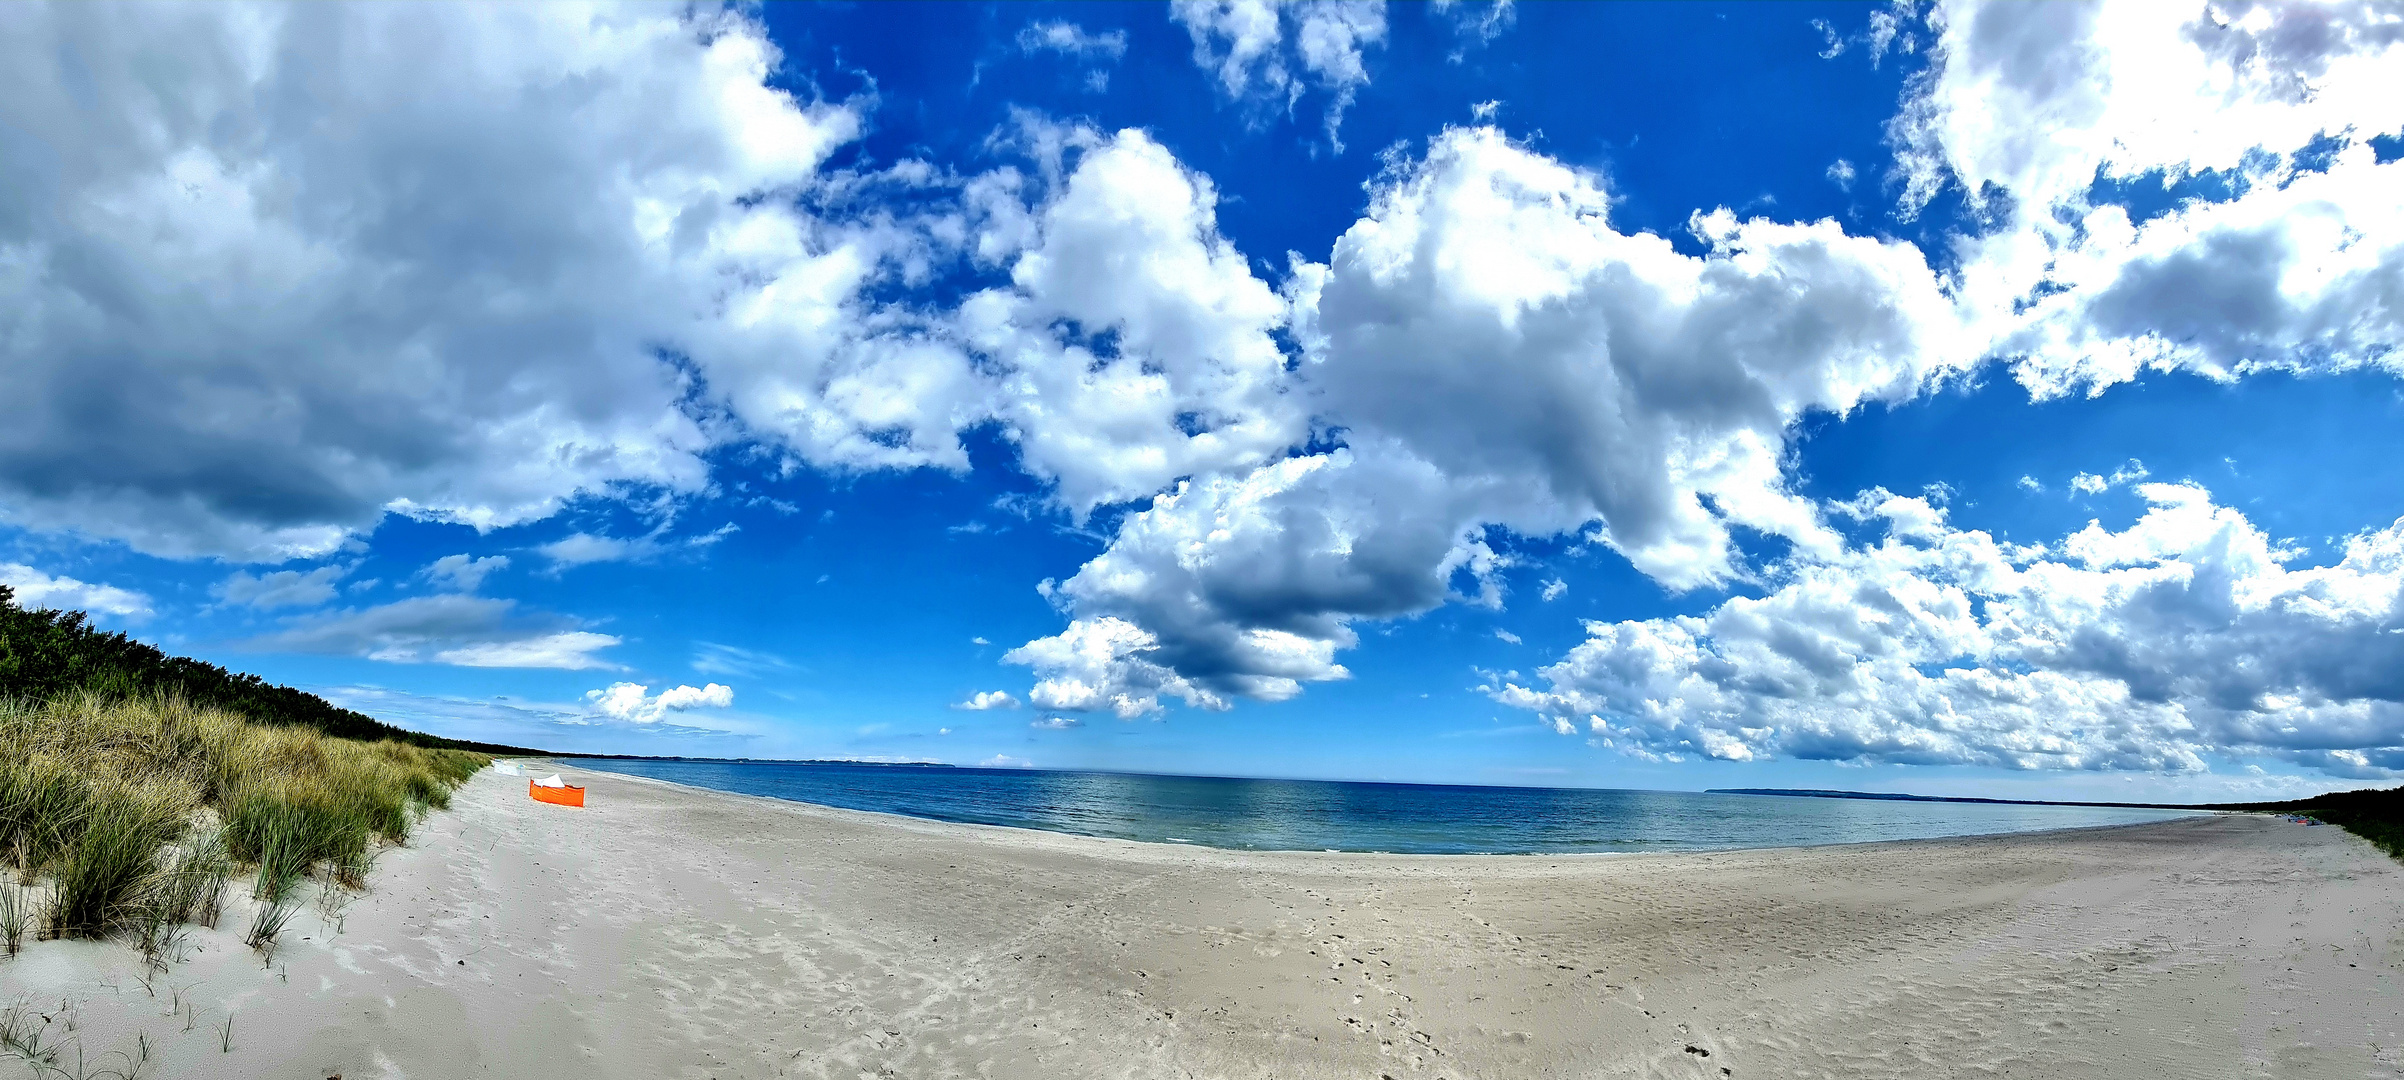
[495,762,565,785]
[493,762,565,785]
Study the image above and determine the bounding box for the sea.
[561,758,2204,855]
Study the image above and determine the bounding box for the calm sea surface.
[561,759,2204,855]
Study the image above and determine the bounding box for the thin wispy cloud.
[245,596,623,671]
[692,643,796,679]
[213,566,345,610]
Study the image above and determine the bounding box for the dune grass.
[0,693,487,950]
[0,882,26,956]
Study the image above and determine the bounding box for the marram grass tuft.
[0,693,487,948]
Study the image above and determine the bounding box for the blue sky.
[4,1,2402,801]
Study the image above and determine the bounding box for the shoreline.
[556,758,2215,859]
[2,763,2396,1078]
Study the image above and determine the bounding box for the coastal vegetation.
[1,694,487,952]
[0,584,532,754]
[2222,785,2404,861]
[0,586,503,960]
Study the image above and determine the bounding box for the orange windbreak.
[529,780,586,807]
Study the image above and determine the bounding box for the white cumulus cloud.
[1889,0,2404,396]
[1170,0,1388,149]
[1495,484,2404,778]
[1305,129,1978,588]
[421,554,509,594]
[960,127,1305,516]
[1894,0,2404,218]
[0,2,972,561]
[585,681,735,724]
[1008,615,1229,718]
[1008,126,1980,716]
[2070,460,2150,496]
[0,563,153,620]
[954,690,1022,710]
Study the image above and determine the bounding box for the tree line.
[0,584,540,755]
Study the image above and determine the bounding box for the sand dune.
[2,765,2396,1079]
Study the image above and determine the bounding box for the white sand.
[2,765,2398,1079]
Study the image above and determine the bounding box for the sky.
[3,0,2402,802]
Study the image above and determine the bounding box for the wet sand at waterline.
[2,766,2397,1079]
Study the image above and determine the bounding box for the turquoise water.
[563,759,2203,855]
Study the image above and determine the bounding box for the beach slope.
[4,766,2397,1079]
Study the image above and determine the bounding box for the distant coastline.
[1710,787,2210,811]
[556,753,958,768]
[1709,786,2397,858]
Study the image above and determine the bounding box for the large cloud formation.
[7,1,2403,778]
[0,2,923,559]
[1007,127,1977,715]
[1895,0,2404,395]
[1495,485,2404,777]
[585,680,735,723]
[1473,0,2401,775]
[1002,0,2404,784]
[960,127,1307,515]
[0,563,153,621]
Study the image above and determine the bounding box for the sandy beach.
[3,765,2398,1079]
